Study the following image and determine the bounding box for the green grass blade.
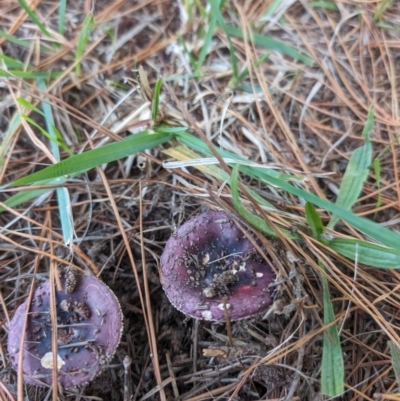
[157,126,188,133]
[261,0,281,19]
[321,261,344,396]
[17,0,52,38]
[0,177,67,213]
[327,108,374,228]
[152,78,163,125]
[21,115,72,155]
[0,55,24,68]
[0,70,63,78]
[9,131,172,187]
[328,238,400,269]
[56,186,73,244]
[231,52,271,89]
[177,34,197,70]
[361,106,375,140]
[0,30,34,48]
[235,83,262,93]
[0,113,21,168]
[172,130,400,250]
[163,144,275,209]
[223,24,314,66]
[309,1,339,11]
[38,77,74,244]
[250,167,400,250]
[371,133,400,217]
[327,145,372,227]
[374,0,395,21]
[193,0,206,17]
[230,164,299,239]
[58,0,67,35]
[195,1,219,75]
[305,203,344,397]
[164,72,196,82]
[51,125,73,155]
[222,31,238,83]
[76,13,95,75]
[373,158,382,217]
[388,341,400,387]
[375,21,399,31]
[16,97,44,116]
[210,2,238,81]
[175,130,303,182]
[305,202,323,240]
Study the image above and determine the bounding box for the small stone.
[41,352,65,370]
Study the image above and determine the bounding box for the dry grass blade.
[138,182,165,401]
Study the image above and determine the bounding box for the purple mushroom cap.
[7,273,123,388]
[160,210,276,321]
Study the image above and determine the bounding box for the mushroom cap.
[7,274,123,388]
[160,210,276,321]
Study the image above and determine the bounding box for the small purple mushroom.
[160,210,276,321]
[7,272,123,388]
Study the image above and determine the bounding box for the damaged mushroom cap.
[7,273,123,388]
[160,210,276,321]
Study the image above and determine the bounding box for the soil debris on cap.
[160,210,276,321]
[7,273,123,388]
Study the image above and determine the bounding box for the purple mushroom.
[7,271,123,388]
[160,210,276,321]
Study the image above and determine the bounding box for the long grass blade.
[0,177,67,213]
[305,202,344,396]
[388,341,400,387]
[222,24,314,66]
[16,97,44,116]
[309,1,339,11]
[76,13,95,75]
[152,78,163,125]
[0,31,32,48]
[0,55,24,68]
[374,0,395,21]
[372,133,400,217]
[209,1,238,81]
[175,130,303,181]
[58,0,67,35]
[320,261,344,396]
[21,115,72,155]
[195,1,219,75]
[375,21,399,31]
[172,130,400,248]
[328,238,400,269]
[0,113,21,166]
[230,164,299,239]
[174,130,400,250]
[253,167,400,250]
[230,52,271,89]
[9,131,172,187]
[304,198,400,269]
[373,158,382,217]
[328,107,374,228]
[305,202,323,240]
[37,78,74,245]
[17,0,52,37]
[260,0,282,19]
[163,145,275,209]
[0,70,63,78]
